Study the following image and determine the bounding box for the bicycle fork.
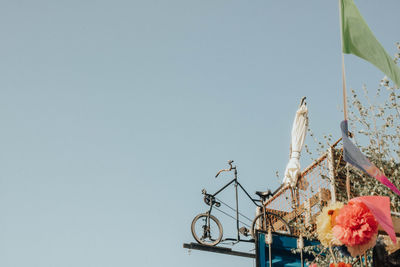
[203,200,216,240]
[203,215,211,239]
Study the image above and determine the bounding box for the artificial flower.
[332,200,378,257]
[310,262,351,267]
[329,263,352,267]
[316,202,344,247]
[346,234,377,257]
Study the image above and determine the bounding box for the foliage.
[299,43,400,266]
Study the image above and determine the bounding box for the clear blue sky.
[0,0,399,266]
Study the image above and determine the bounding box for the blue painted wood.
[257,232,320,267]
[258,233,266,267]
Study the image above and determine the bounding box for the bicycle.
[191,160,291,246]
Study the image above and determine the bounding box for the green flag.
[341,0,400,87]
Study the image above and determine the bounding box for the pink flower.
[329,263,352,267]
[332,201,378,246]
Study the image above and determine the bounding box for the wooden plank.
[378,216,400,236]
[328,146,337,203]
[282,189,330,223]
[305,199,311,227]
[270,188,331,232]
[392,216,400,234]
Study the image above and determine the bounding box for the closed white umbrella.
[282,98,309,187]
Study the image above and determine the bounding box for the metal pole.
[266,229,272,267]
[298,235,304,267]
[300,250,303,267]
[339,0,352,202]
[269,245,272,267]
[235,169,239,240]
[263,200,267,231]
[338,0,348,121]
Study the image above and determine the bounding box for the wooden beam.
[182,243,255,259]
[378,216,400,237]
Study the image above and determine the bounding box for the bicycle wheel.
[191,213,223,246]
[250,212,291,239]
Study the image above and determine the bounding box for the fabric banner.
[341,0,400,87]
[351,196,396,243]
[340,120,400,197]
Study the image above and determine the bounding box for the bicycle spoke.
[192,214,222,245]
[251,212,291,238]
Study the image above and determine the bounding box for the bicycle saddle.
[255,190,273,200]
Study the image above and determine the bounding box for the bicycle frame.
[206,166,261,243]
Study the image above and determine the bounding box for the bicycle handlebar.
[215,160,235,178]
